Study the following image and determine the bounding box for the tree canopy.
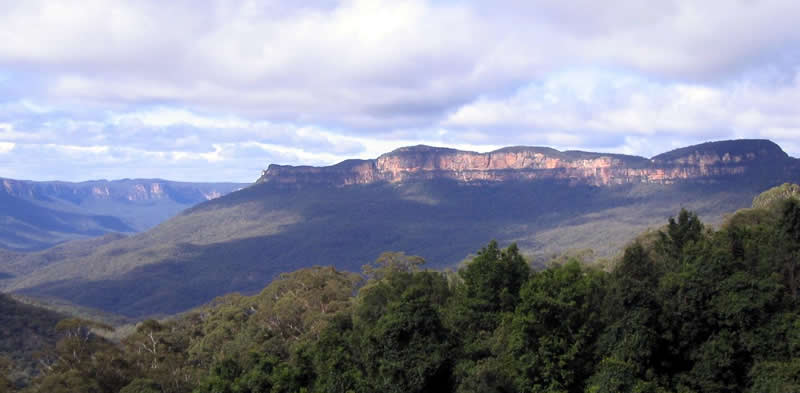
[5,185,800,393]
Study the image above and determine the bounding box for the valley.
[1,139,797,317]
[0,178,245,251]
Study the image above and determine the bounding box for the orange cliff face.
[256,140,798,187]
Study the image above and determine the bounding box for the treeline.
[0,293,63,389]
[3,190,800,392]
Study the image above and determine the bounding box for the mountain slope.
[0,190,133,251]
[3,139,798,317]
[0,293,63,383]
[0,178,246,250]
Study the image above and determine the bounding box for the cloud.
[2,0,795,128]
[443,69,800,157]
[1,1,800,181]
[0,142,14,154]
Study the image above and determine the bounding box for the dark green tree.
[450,241,530,335]
[657,208,704,261]
[778,199,800,299]
[748,359,800,393]
[29,318,130,393]
[593,242,665,386]
[119,378,162,393]
[359,272,453,393]
[509,260,605,393]
[303,313,366,393]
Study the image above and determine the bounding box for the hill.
[0,178,245,250]
[2,139,799,317]
[0,190,132,251]
[9,183,800,393]
[0,293,63,387]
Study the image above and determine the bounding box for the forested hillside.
[4,181,771,317]
[4,140,797,318]
[0,294,63,390]
[3,184,799,393]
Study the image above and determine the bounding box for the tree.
[361,278,453,393]
[586,357,666,393]
[362,251,425,282]
[451,241,530,334]
[304,313,366,393]
[193,358,242,393]
[52,318,113,368]
[444,242,531,392]
[119,378,162,393]
[123,319,192,393]
[596,242,663,379]
[748,359,800,393]
[778,199,800,299]
[509,260,605,393]
[657,208,704,261]
[31,369,102,393]
[250,266,362,343]
[32,318,131,393]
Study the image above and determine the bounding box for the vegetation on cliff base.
[3,186,800,392]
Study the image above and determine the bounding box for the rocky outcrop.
[258,140,798,187]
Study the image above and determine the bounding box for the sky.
[1,0,800,182]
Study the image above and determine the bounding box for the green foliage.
[509,260,605,393]
[303,314,365,393]
[586,357,666,393]
[656,208,704,261]
[777,199,800,298]
[752,183,800,210]
[748,359,800,393]
[360,272,453,393]
[5,198,800,393]
[362,251,425,282]
[119,378,161,393]
[0,294,64,387]
[461,241,530,312]
[31,369,103,393]
[450,241,530,335]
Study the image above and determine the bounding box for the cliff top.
[651,139,789,163]
[268,139,790,171]
[257,139,797,186]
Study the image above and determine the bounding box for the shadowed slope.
[3,140,798,317]
[0,178,246,250]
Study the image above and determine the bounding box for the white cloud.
[1,1,800,180]
[0,142,14,153]
[1,0,795,129]
[111,108,250,129]
[442,69,800,157]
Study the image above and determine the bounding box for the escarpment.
[257,139,798,187]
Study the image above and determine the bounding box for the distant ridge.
[652,139,789,163]
[259,139,797,187]
[0,178,246,250]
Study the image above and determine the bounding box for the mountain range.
[0,178,245,250]
[1,139,798,317]
[259,139,792,186]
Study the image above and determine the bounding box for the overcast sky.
[1,0,800,182]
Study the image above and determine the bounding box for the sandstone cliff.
[258,139,798,187]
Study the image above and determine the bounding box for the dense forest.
[2,184,800,393]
